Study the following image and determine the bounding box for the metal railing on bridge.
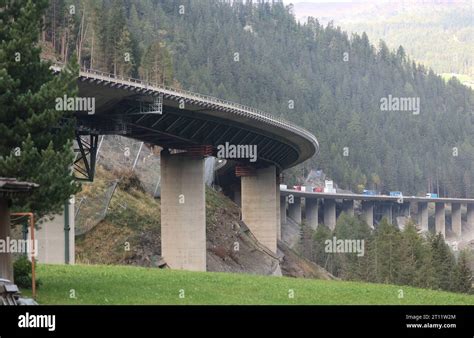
[51,63,319,152]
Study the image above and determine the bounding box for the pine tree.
[116,28,134,77]
[430,233,456,291]
[139,41,173,85]
[372,219,403,284]
[0,0,80,218]
[105,3,127,76]
[453,250,472,293]
[331,213,370,280]
[312,224,332,272]
[398,221,433,287]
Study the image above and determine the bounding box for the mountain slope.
[44,0,474,196]
[75,165,331,279]
[292,1,474,82]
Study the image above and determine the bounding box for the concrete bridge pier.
[468,204,474,231]
[305,198,319,230]
[381,204,393,224]
[399,202,411,217]
[275,173,281,241]
[280,196,287,226]
[342,200,354,216]
[288,196,302,224]
[323,199,336,230]
[451,203,461,238]
[233,190,241,207]
[418,202,429,232]
[435,202,446,238]
[160,150,206,271]
[362,201,374,228]
[241,166,278,253]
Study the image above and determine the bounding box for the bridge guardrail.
[51,63,319,153]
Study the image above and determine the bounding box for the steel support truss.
[74,132,99,182]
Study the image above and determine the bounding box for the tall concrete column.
[468,204,474,231]
[409,202,417,217]
[0,199,13,281]
[275,173,281,241]
[288,196,302,224]
[381,204,393,224]
[400,202,410,217]
[342,199,354,217]
[323,199,336,230]
[233,190,241,207]
[306,198,319,230]
[362,201,374,228]
[418,202,429,232]
[280,196,287,226]
[241,166,278,253]
[435,202,445,238]
[451,203,461,238]
[161,151,206,271]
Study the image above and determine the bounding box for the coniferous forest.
[310,216,472,294]
[43,0,474,197]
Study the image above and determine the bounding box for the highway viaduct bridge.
[57,66,319,271]
[279,190,474,239]
[53,66,474,271]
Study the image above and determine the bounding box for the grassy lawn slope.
[23,264,474,305]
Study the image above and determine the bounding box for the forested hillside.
[311,216,472,294]
[292,1,474,81]
[43,0,474,197]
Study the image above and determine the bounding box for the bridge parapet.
[51,64,319,156]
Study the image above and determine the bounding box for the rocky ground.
[76,166,331,279]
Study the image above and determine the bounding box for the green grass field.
[20,264,474,305]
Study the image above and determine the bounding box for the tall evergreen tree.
[430,233,456,291]
[454,250,472,293]
[0,0,80,218]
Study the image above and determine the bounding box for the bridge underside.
[77,108,297,169]
[72,77,318,271]
[75,79,314,173]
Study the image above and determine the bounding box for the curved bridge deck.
[53,65,318,170]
